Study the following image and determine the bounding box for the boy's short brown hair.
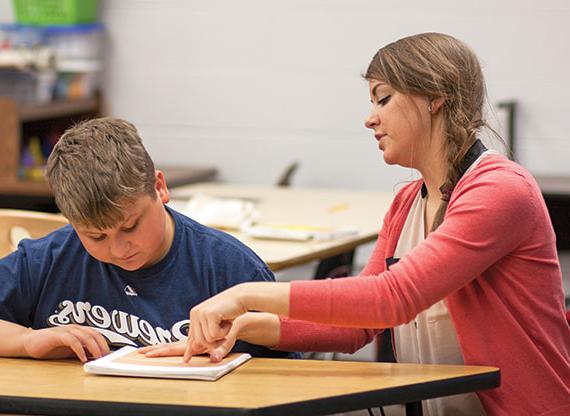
[46,117,156,229]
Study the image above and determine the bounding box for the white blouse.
[391,151,496,416]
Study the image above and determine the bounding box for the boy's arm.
[0,239,109,362]
[0,319,110,362]
[0,320,32,356]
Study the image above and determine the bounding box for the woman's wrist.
[238,281,291,316]
[233,312,281,348]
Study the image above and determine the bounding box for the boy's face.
[73,171,174,271]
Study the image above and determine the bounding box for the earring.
[428,103,433,113]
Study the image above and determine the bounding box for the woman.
[143,33,570,415]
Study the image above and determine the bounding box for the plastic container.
[53,60,100,99]
[0,24,45,48]
[35,70,57,102]
[13,0,99,26]
[44,23,103,60]
[0,68,56,104]
[45,24,104,100]
[54,71,98,99]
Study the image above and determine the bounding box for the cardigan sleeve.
[275,227,388,352]
[288,164,541,328]
[276,317,380,353]
[275,189,402,352]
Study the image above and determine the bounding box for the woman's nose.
[364,110,378,129]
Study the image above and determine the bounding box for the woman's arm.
[237,312,281,347]
[142,312,281,362]
[287,165,542,328]
[187,282,289,357]
[278,317,380,354]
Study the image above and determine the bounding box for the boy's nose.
[110,237,131,259]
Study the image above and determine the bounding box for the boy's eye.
[377,95,391,106]
[89,235,106,242]
[122,222,138,233]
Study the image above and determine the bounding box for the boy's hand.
[138,339,207,357]
[141,328,239,364]
[22,325,110,362]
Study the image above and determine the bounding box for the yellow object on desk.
[328,202,350,213]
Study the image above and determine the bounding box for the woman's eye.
[377,95,391,106]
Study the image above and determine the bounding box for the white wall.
[98,0,570,190]
[3,0,568,188]
[0,0,12,23]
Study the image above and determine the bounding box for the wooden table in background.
[169,183,393,271]
[0,356,499,416]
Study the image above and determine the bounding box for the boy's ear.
[155,170,170,204]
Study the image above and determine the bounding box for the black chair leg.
[314,250,355,279]
[405,401,423,416]
[376,329,396,362]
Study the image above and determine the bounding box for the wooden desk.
[0,357,499,416]
[169,183,393,271]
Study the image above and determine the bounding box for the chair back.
[0,209,68,258]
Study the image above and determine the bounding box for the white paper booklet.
[244,223,358,241]
[83,346,251,381]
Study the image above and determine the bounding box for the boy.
[0,117,294,362]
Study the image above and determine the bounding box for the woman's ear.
[429,98,446,114]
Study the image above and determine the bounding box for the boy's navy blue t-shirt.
[0,206,296,358]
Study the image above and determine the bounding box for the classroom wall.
[0,1,10,22]
[1,0,568,190]
[97,0,570,191]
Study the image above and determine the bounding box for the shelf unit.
[0,95,100,210]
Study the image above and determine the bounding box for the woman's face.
[364,80,433,169]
